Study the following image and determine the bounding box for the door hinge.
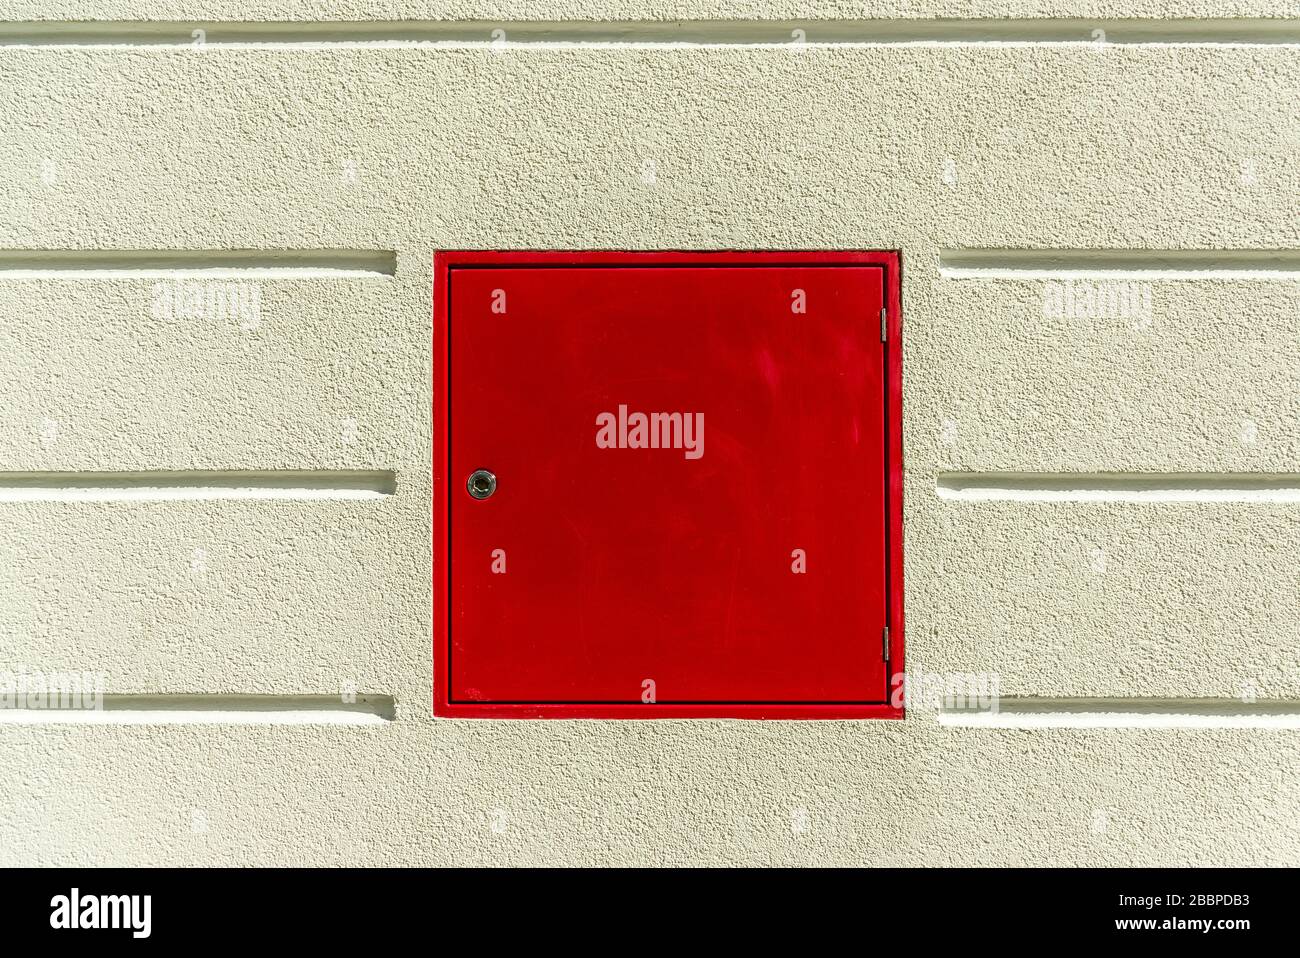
[880,307,888,342]
[882,625,891,661]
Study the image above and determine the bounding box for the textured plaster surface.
[0,19,1298,865]
[3,722,1299,866]
[4,3,1300,23]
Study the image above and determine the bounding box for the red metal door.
[435,251,902,718]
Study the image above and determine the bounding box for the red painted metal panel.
[434,251,903,719]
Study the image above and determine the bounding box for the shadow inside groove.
[2,19,1300,46]
[0,694,397,723]
[0,470,397,500]
[99,694,396,720]
[945,698,1300,717]
[936,473,1300,502]
[0,249,396,276]
[939,248,1300,274]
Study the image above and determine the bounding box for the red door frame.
[433,250,904,719]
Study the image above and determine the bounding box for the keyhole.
[467,469,497,500]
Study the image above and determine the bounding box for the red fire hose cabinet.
[434,251,903,718]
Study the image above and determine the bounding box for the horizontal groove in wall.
[0,250,396,279]
[940,249,1300,280]
[1,19,1299,48]
[937,473,1300,503]
[0,470,397,502]
[940,698,1300,729]
[0,694,396,725]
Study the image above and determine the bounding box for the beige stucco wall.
[1,3,1298,865]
